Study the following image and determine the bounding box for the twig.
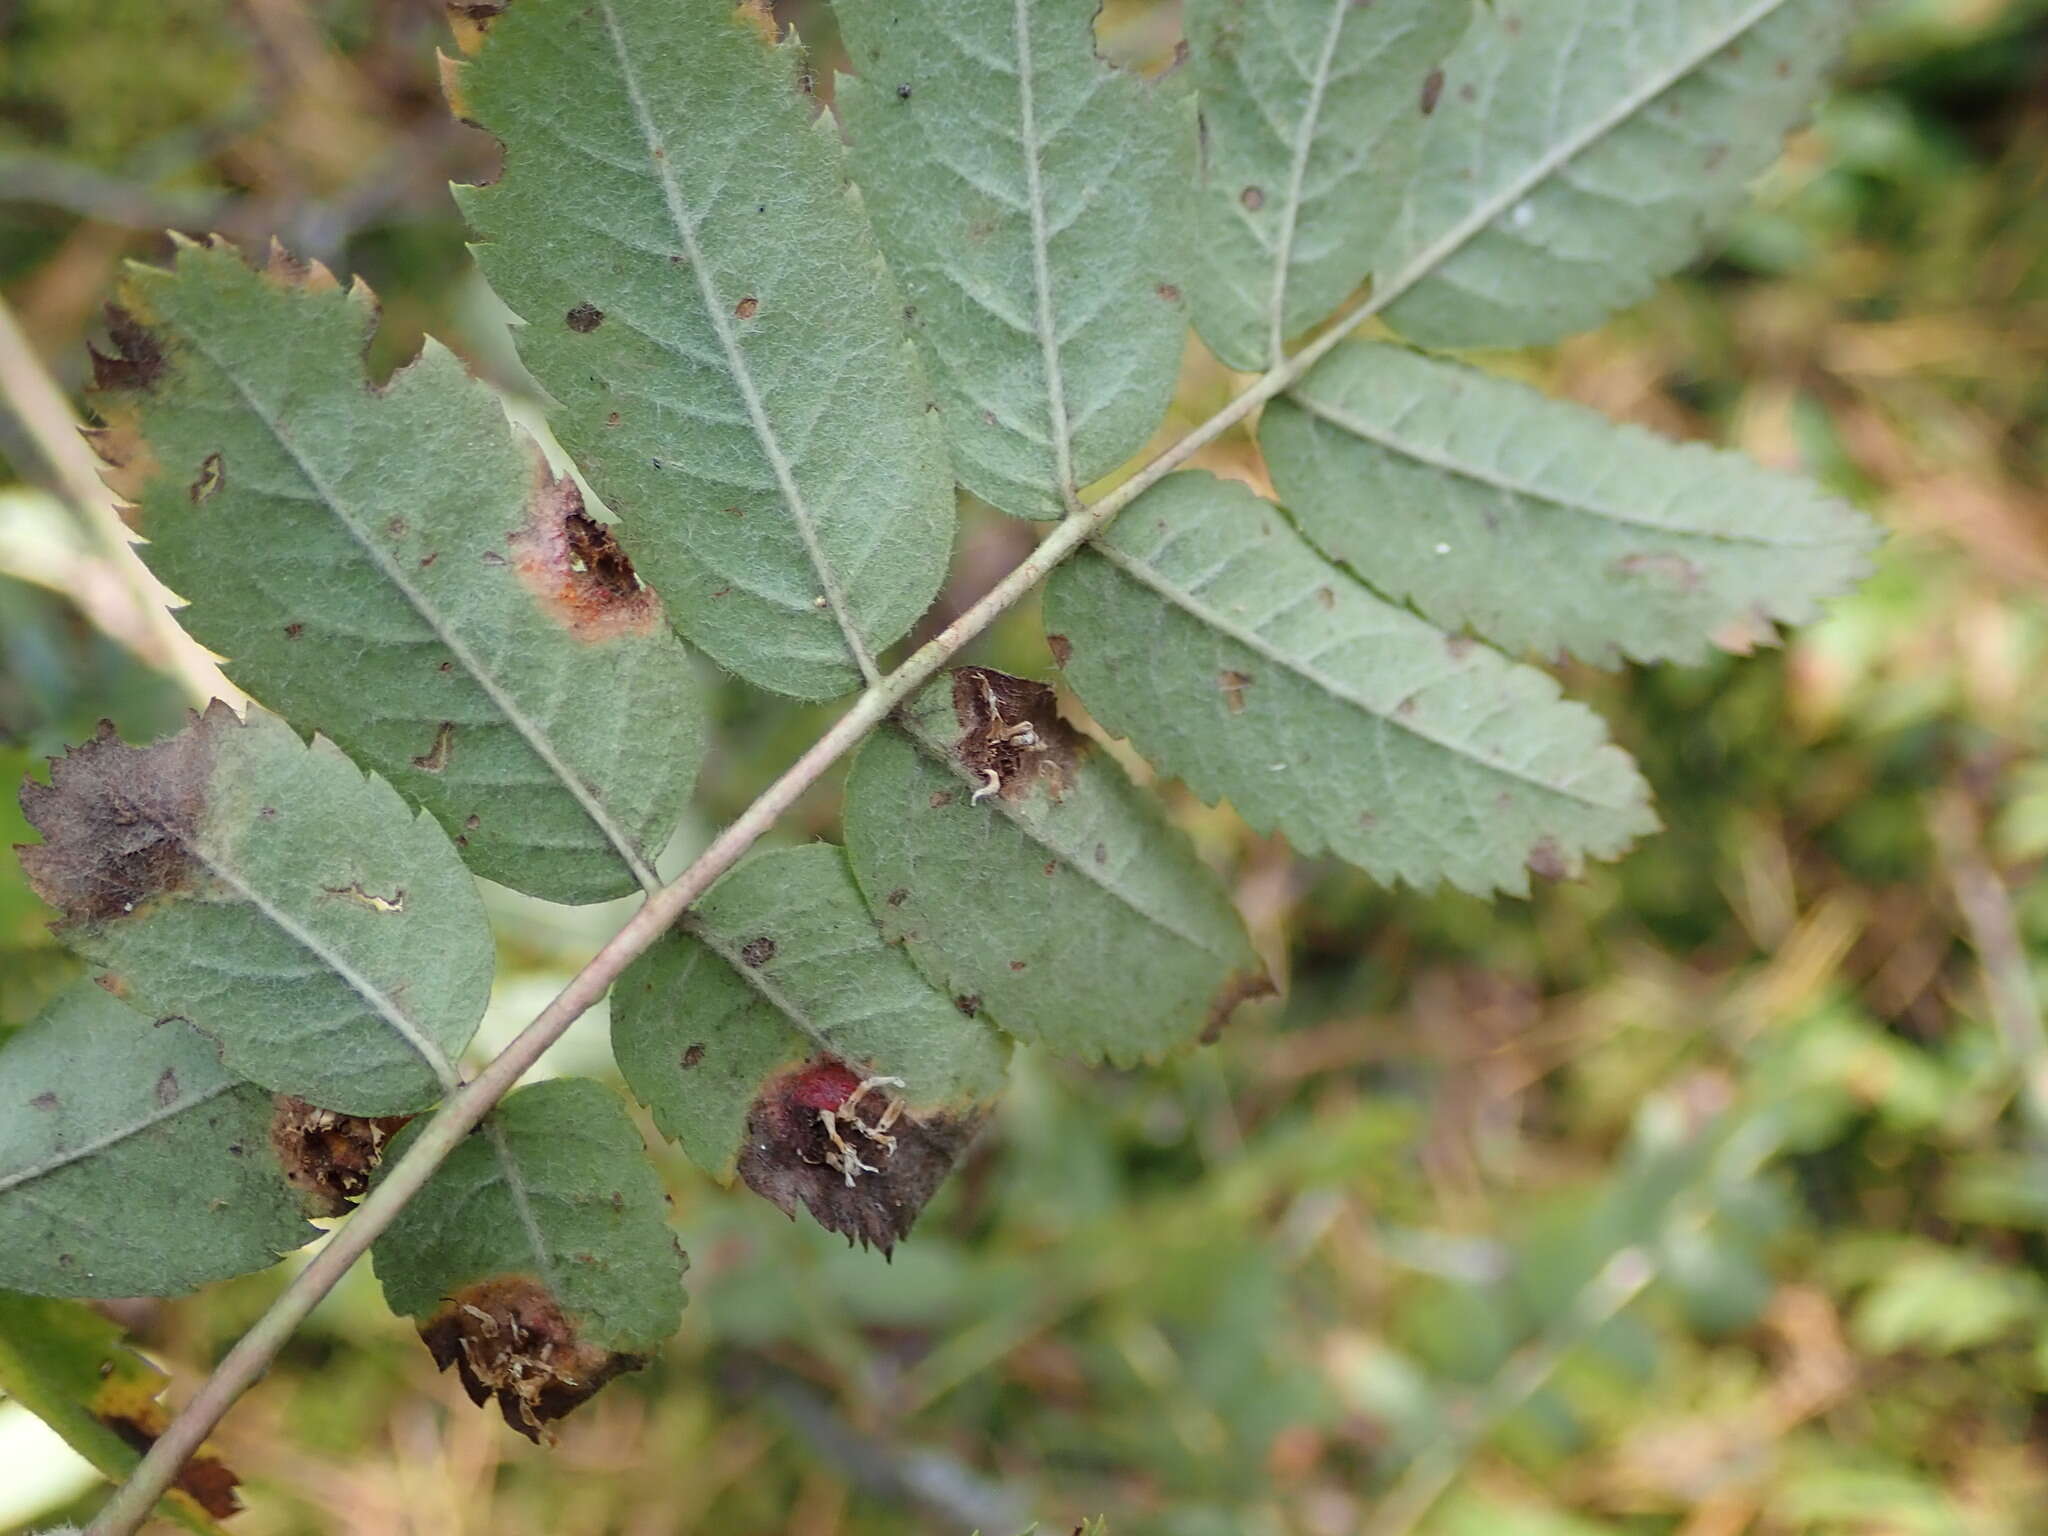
[0,293,234,707]
[87,159,1492,1533]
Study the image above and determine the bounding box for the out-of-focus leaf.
[89,238,705,904]
[843,667,1269,1063]
[835,0,1192,518]
[18,704,492,1115]
[1850,1248,2045,1356]
[612,844,1009,1251]
[450,0,953,698]
[371,1077,685,1440]
[1183,0,1470,369]
[0,983,320,1297]
[1377,0,1854,348]
[0,1292,239,1530]
[1042,472,1657,895]
[1263,341,1879,665]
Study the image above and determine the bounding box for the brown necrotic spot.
[736,1056,985,1254]
[1202,969,1278,1045]
[565,302,605,332]
[420,1275,648,1443]
[88,306,167,393]
[885,887,909,907]
[17,705,226,928]
[1421,67,1445,114]
[681,1043,705,1069]
[188,452,225,504]
[734,296,759,319]
[739,935,777,968]
[1240,185,1265,211]
[1218,669,1253,714]
[509,470,661,640]
[153,1068,179,1108]
[270,1094,412,1217]
[948,667,1082,805]
[412,721,455,773]
[1045,632,1072,667]
[99,1405,241,1517]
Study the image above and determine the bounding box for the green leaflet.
[1263,341,1879,665]
[372,1077,685,1439]
[1376,0,1853,349]
[1042,473,1657,897]
[843,668,1270,1065]
[92,239,705,904]
[18,704,492,1115]
[0,1293,238,1532]
[0,984,316,1298]
[452,0,954,699]
[835,0,1193,518]
[612,843,1007,1249]
[1185,0,1470,370]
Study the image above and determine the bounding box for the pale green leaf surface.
[843,670,1268,1064]
[0,984,315,1298]
[1263,341,1879,664]
[1377,0,1853,349]
[835,0,1193,518]
[0,1293,234,1534]
[373,1077,684,1354]
[454,0,953,697]
[96,240,704,903]
[1041,473,1657,896]
[19,705,493,1115]
[1185,0,1470,370]
[612,844,1008,1181]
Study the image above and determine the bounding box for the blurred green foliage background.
[3,0,2047,1531]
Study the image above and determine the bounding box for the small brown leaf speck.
[284,622,304,639]
[681,1043,705,1069]
[735,296,759,319]
[740,935,777,967]
[188,452,225,504]
[885,887,910,907]
[896,82,912,99]
[565,303,604,332]
[1421,68,1445,114]
[1240,185,1265,211]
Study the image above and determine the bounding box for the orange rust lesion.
[420,1275,647,1442]
[507,467,662,641]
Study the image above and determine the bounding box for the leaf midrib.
[1010,0,1080,510]
[1286,385,1858,550]
[1264,0,1351,366]
[1087,540,1630,812]
[0,1080,240,1195]
[593,0,881,685]
[175,325,660,894]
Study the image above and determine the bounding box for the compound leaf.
[1185,0,1470,370]
[91,239,705,904]
[0,983,317,1298]
[843,668,1270,1064]
[1042,472,1657,896]
[835,0,1193,518]
[1263,341,1879,664]
[0,1292,240,1529]
[612,843,1008,1251]
[1376,0,1853,348]
[371,1077,685,1440]
[451,0,954,698]
[19,704,492,1115]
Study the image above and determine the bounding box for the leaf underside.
[844,668,1270,1064]
[18,704,493,1115]
[372,1077,686,1439]
[1184,0,1471,371]
[612,842,1008,1250]
[91,238,705,904]
[1377,0,1854,348]
[1263,341,1879,666]
[0,983,316,1299]
[453,0,955,698]
[835,0,1194,518]
[1043,472,1658,897]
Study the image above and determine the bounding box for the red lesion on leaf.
[419,1275,647,1443]
[270,1095,412,1217]
[17,704,229,929]
[508,468,662,641]
[737,1056,984,1254]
